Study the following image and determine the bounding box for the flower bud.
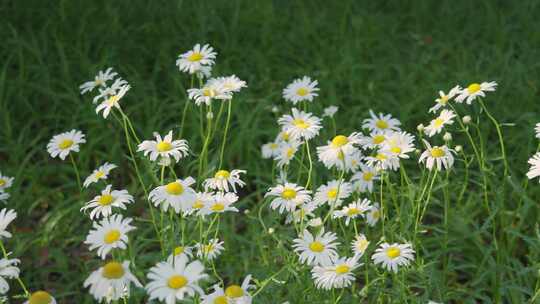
[455,145,463,152]
[462,115,471,124]
[443,132,452,142]
[417,124,425,132]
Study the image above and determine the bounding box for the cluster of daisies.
[261,77,500,290]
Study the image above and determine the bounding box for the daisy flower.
[187,82,232,106]
[419,140,455,171]
[167,245,194,264]
[341,149,363,173]
[366,203,381,226]
[0,209,16,239]
[292,229,339,266]
[455,81,497,104]
[275,141,301,168]
[365,151,400,171]
[149,177,197,214]
[81,185,134,219]
[0,257,19,294]
[316,133,362,169]
[95,84,130,118]
[351,234,370,257]
[275,130,293,144]
[351,164,379,193]
[137,131,189,163]
[84,214,136,259]
[207,75,247,94]
[429,85,461,113]
[323,106,338,118]
[203,169,246,193]
[196,239,224,260]
[278,108,322,141]
[536,123,540,139]
[146,255,207,303]
[0,174,13,191]
[424,110,456,137]
[200,192,239,215]
[79,67,117,94]
[176,44,217,74]
[362,110,401,132]
[23,291,57,304]
[0,192,8,203]
[313,180,352,207]
[265,183,311,214]
[201,285,227,304]
[185,191,214,216]
[83,163,117,188]
[222,275,253,304]
[84,261,142,302]
[92,77,129,104]
[46,130,86,160]
[311,256,360,290]
[261,142,281,159]
[372,242,415,273]
[380,131,415,159]
[526,152,540,181]
[332,199,372,226]
[285,201,318,224]
[282,76,319,104]
[358,130,390,150]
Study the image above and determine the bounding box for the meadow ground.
[1,0,540,303]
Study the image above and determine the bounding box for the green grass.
[1,0,540,303]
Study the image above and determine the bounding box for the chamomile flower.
[137,131,189,163]
[282,76,319,104]
[176,44,217,74]
[311,256,360,290]
[23,291,57,304]
[285,201,318,224]
[167,246,194,263]
[424,110,456,137]
[201,285,228,304]
[79,68,117,94]
[275,141,301,168]
[92,78,129,104]
[84,214,136,259]
[429,85,461,113]
[46,130,86,160]
[149,177,197,214]
[203,169,246,193]
[0,174,13,192]
[292,229,339,266]
[380,131,415,159]
[278,108,322,141]
[358,130,390,150]
[341,149,363,173]
[0,209,16,239]
[275,130,293,144]
[200,192,239,215]
[366,203,381,226]
[265,183,311,214]
[332,199,372,226]
[95,84,130,118]
[208,75,247,94]
[313,180,352,207]
[351,164,379,193]
[187,82,232,106]
[362,110,401,132]
[83,261,142,302]
[351,234,370,257]
[0,193,8,204]
[81,185,134,219]
[419,140,455,171]
[0,257,19,294]
[222,275,254,304]
[316,133,362,169]
[83,163,117,188]
[372,242,415,273]
[455,81,497,104]
[185,191,214,216]
[323,106,338,118]
[145,255,207,303]
[526,152,540,181]
[365,151,400,171]
[196,239,224,261]
[261,142,281,159]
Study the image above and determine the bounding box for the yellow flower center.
[390,146,401,154]
[203,244,214,253]
[98,194,114,206]
[356,239,369,252]
[335,264,350,274]
[327,188,338,199]
[434,118,444,127]
[214,170,230,179]
[363,172,374,181]
[282,132,290,141]
[376,153,387,161]
[193,200,204,209]
[225,285,244,298]
[28,291,52,304]
[286,148,295,158]
[102,262,124,279]
[467,83,481,94]
[165,182,184,195]
[386,247,401,259]
[104,229,121,244]
[373,134,385,145]
[213,295,229,304]
[0,179,5,187]
[293,118,310,130]
[375,120,389,129]
[309,241,325,252]
[430,147,445,158]
[107,95,120,106]
[167,275,188,289]
[174,246,184,256]
[210,203,225,212]
[331,135,349,148]
[439,95,449,105]
[157,141,172,152]
[95,171,105,178]
[372,210,380,219]
[347,208,360,216]
[94,79,104,86]
[270,143,278,149]
[188,52,203,62]
[202,88,216,97]
[296,87,309,96]
[58,139,74,150]
[281,188,297,200]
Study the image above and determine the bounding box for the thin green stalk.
[479,99,508,176]
[219,99,232,169]
[304,140,313,189]
[0,241,29,297]
[69,153,81,191]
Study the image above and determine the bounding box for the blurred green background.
[1,0,540,303]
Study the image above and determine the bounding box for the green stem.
[0,241,29,297]
[69,153,81,191]
[219,100,233,169]
[479,99,508,176]
[304,140,313,189]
